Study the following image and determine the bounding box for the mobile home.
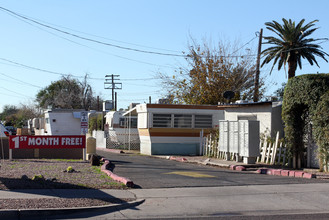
[130,104,223,155]
[104,110,139,149]
[223,101,284,138]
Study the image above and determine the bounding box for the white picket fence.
[201,131,288,166]
[257,132,288,166]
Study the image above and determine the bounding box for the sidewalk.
[0,149,323,219]
[0,188,135,200]
[0,188,143,219]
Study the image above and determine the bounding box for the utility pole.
[253,28,263,103]
[104,74,122,110]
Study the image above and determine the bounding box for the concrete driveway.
[96,150,325,189]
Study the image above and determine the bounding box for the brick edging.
[256,168,316,179]
[168,156,187,162]
[101,159,134,187]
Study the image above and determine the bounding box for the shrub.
[88,113,104,134]
[282,74,329,168]
[313,91,329,171]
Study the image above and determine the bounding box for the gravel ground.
[0,159,130,209]
[0,198,133,209]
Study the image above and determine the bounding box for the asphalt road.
[96,150,325,189]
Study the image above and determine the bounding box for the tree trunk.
[292,152,303,169]
[288,59,297,79]
[293,155,297,169]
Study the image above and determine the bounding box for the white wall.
[46,112,81,135]
[93,130,106,148]
[224,104,272,136]
[136,104,224,128]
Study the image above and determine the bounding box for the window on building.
[195,115,212,128]
[119,117,138,128]
[152,113,213,128]
[130,118,137,128]
[153,114,172,127]
[174,114,192,128]
[237,115,257,121]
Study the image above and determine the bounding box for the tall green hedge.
[313,91,329,171]
[282,74,329,169]
[88,113,104,134]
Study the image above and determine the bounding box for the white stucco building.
[33,109,88,136]
[223,101,284,138]
[123,102,284,156]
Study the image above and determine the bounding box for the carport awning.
[122,106,137,116]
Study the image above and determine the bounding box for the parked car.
[5,126,16,135]
[0,124,10,137]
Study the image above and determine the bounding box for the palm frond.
[261,18,328,78]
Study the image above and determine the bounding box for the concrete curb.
[97,148,124,154]
[256,168,316,179]
[101,159,134,187]
[96,148,135,187]
[0,199,145,219]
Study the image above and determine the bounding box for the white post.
[199,129,204,155]
[83,148,86,161]
[9,149,12,161]
[128,112,131,151]
[271,131,280,165]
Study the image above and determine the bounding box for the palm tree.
[261,19,328,79]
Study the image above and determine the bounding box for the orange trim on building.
[138,128,212,137]
[146,104,220,110]
[145,102,273,110]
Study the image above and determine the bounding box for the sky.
[0,0,328,111]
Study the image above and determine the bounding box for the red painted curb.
[281,170,290,176]
[303,173,315,179]
[273,169,282,176]
[101,160,134,187]
[256,167,316,179]
[235,166,246,171]
[256,168,268,174]
[288,170,295,177]
[266,169,274,175]
[230,165,237,170]
[294,171,304,178]
[169,156,187,162]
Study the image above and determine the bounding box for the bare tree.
[159,38,264,104]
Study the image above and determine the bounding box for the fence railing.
[105,130,140,151]
[257,132,288,166]
[201,131,288,166]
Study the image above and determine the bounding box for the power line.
[0,57,70,77]
[3,11,177,69]
[0,71,42,88]
[0,91,30,99]
[0,86,34,99]
[230,35,258,56]
[0,57,160,82]
[118,90,161,95]
[0,6,185,58]
[0,6,257,59]
[27,15,182,54]
[4,7,181,54]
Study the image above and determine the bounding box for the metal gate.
[105,129,140,151]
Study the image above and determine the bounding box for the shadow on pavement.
[46,199,145,220]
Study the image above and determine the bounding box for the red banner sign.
[9,135,86,149]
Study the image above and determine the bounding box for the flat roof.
[122,102,274,116]
[146,102,272,109]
